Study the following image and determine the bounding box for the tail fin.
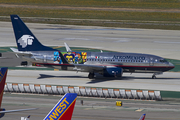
[139,114,146,120]
[43,93,77,120]
[10,15,56,51]
[0,67,8,108]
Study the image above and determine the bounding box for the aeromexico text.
[113,55,145,60]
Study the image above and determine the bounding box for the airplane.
[43,93,77,120]
[21,115,30,120]
[10,15,174,79]
[0,67,37,118]
[139,113,146,120]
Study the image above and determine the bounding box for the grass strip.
[1,7,180,21]
[1,7,180,30]
[1,0,180,9]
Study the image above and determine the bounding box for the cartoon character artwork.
[81,52,87,63]
[63,52,75,63]
[54,51,87,64]
[53,51,62,64]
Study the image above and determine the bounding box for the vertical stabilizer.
[44,93,77,120]
[10,15,57,51]
[0,68,8,108]
[139,114,146,120]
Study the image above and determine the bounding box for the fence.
[4,83,162,100]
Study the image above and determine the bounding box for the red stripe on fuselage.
[36,63,174,69]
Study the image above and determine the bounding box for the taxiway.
[6,69,180,91]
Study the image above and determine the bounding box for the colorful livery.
[44,93,77,120]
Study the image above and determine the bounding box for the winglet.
[0,67,8,108]
[43,93,77,120]
[139,114,146,120]
[10,15,57,51]
[64,42,72,52]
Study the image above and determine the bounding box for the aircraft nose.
[169,62,175,68]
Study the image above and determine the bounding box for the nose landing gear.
[152,72,163,79]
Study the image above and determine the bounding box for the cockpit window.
[159,59,167,63]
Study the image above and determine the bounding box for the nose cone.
[169,62,175,69]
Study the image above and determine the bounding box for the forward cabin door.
[149,57,154,66]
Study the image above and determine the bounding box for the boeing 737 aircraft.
[10,15,174,79]
[0,67,37,118]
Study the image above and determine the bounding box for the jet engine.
[0,108,5,118]
[103,67,123,77]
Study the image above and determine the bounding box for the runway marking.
[154,41,180,44]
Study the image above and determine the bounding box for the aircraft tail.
[43,93,77,120]
[139,113,146,120]
[0,67,8,108]
[10,15,56,51]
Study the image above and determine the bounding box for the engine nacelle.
[0,108,5,118]
[103,67,123,77]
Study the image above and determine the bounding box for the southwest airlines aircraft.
[0,67,37,118]
[10,15,174,79]
[44,93,77,120]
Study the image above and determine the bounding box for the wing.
[0,108,37,113]
[35,62,105,72]
[73,64,105,72]
[10,48,32,58]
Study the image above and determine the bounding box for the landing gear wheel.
[152,75,156,79]
[88,72,94,79]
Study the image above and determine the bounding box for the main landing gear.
[88,72,95,79]
[152,72,163,79]
[152,75,156,79]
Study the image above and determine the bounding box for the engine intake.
[0,108,5,118]
[103,67,123,77]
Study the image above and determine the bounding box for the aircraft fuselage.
[21,51,174,74]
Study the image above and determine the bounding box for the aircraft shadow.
[86,76,134,84]
[131,77,180,80]
[37,74,87,79]
[86,76,180,84]
[38,74,180,84]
